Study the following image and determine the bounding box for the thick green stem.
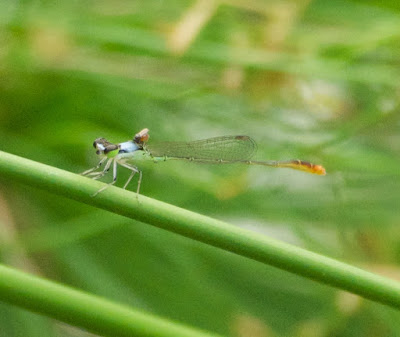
[1,150,400,324]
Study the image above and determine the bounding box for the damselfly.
[82,128,326,196]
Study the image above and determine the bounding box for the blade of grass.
[0,264,222,337]
[1,150,400,314]
[71,24,400,86]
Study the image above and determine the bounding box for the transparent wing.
[146,135,257,162]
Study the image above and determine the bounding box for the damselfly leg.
[86,158,113,180]
[119,162,142,194]
[84,158,142,197]
[80,157,107,176]
[91,159,118,197]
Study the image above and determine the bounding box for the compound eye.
[93,138,109,149]
[93,138,103,148]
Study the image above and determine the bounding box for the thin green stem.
[0,264,221,337]
[1,150,400,320]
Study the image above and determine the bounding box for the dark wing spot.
[235,135,250,141]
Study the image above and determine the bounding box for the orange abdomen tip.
[284,161,326,175]
[312,164,326,175]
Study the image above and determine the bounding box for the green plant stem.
[1,150,400,319]
[0,264,221,337]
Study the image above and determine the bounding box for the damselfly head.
[93,138,118,155]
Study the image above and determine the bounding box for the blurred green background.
[1,0,400,336]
